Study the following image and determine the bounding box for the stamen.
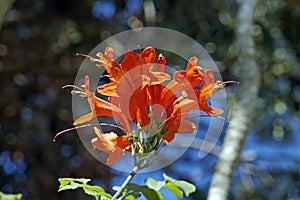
[62,84,84,91]
[100,75,111,79]
[186,114,226,121]
[76,53,96,62]
[53,123,126,142]
[77,53,110,68]
[158,110,227,130]
[222,80,240,85]
[158,111,192,129]
[70,90,87,97]
[214,80,239,90]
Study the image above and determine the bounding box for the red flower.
[92,127,130,165]
[58,46,233,165]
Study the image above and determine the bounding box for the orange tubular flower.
[58,45,234,165]
[162,99,198,144]
[73,76,131,134]
[92,127,130,165]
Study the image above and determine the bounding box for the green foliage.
[58,173,196,200]
[0,191,22,200]
[116,173,196,199]
[162,174,196,197]
[58,178,112,200]
[124,183,162,200]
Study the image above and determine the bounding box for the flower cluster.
[57,46,233,166]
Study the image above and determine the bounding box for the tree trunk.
[207,0,259,199]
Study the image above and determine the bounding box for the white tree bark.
[207,0,259,199]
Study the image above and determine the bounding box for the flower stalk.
[112,166,139,200]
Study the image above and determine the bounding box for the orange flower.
[92,127,130,165]
[162,99,198,144]
[73,76,131,134]
[95,47,170,127]
[60,46,234,165]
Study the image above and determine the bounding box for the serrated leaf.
[82,184,104,196]
[163,174,196,197]
[58,178,90,188]
[82,184,112,199]
[145,178,165,191]
[165,182,183,198]
[0,192,22,200]
[58,182,82,192]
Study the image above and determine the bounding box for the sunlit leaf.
[82,184,112,199]
[123,191,141,200]
[126,183,162,200]
[165,182,183,198]
[58,178,90,188]
[58,182,82,192]
[0,192,22,200]
[58,178,112,200]
[163,174,196,197]
[145,178,165,191]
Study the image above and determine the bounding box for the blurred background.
[0,0,299,199]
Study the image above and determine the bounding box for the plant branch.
[111,166,139,200]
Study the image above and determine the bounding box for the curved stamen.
[158,110,227,130]
[157,111,194,129]
[76,53,95,61]
[62,84,84,91]
[222,80,240,85]
[77,53,110,68]
[186,114,226,121]
[53,123,126,142]
[100,75,111,79]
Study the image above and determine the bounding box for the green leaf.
[82,184,112,199]
[163,174,196,197]
[126,183,162,200]
[82,184,104,196]
[58,182,82,192]
[165,182,183,198]
[0,192,22,200]
[140,186,162,200]
[58,178,90,188]
[145,178,165,191]
[58,178,112,200]
[123,192,141,200]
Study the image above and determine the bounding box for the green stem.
[111,166,139,200]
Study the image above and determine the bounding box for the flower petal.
[104,47,114,62]
[91,128,129,165]
[186,56,198,72]
[97,82,118,96]
[73,112,95,126]
[121,50,140,71]
[91,128,116,152]
[106,148,124,165]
